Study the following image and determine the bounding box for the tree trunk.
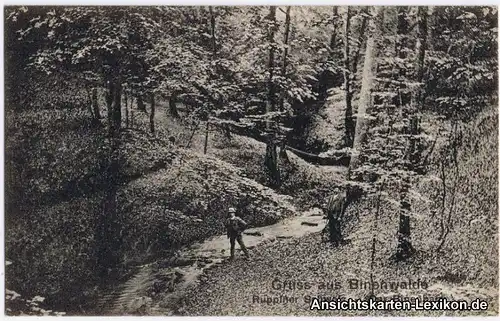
[437,123,459,251]
[130,94,135,128]
[278,6,292,162]
[348,7,368,139]
[113,86,122,135]
[169,91,180,118]
[395,184,414,260]
[203,6,217,154]
[106,83,113,129]
[265,139,280,187]
[349,6,384,174]
[130,97,134,128]
[427,7,435,52]
[98,79,122,278]
[209,6,216,57]
[395,6,427,261]
[125,91,129,128]
[110,81,122,138]
[224,124,232,141]
[203,121,209,154]
[85,86,95,119]
[395,7,412,261]
[351,8,368,79]
[264,6,280,187]
[415,6,428,106]
[369,179,384,296]
[395,118,419,261]
[150,93,155,134]
[344,7,354,148]
[328,7,339,56]
[137,95,146,112]
[97,151,120,278]
[279,140,289,164]
[92,87,101,119]
[279,6,291,112]
[106,81,121,137]
[266,6,277,124]
[318,6,339,100]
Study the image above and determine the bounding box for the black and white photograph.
[3,5,499,316]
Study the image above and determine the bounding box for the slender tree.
[264,6,281,187]
[106,78,122,139]
[347,7,369,141]
[395,6,428,261]
[318,6,339,100]
[130,97,135,128]
[150,93,155,134]
[137,95,146,111]
[125,90,129,128]
[351,8,369,80]
[343,7,354,148]
[169,91,180,118]
[279,6,291,112]
[204,6,218,155]
[266,6,277,122]
[369,179,385,298]
[349,6,384,174]
[85,85,95,119]
[99,74,122,276]
[279,6,292,162]
[415,6,428,105]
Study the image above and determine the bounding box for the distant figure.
[324,190,348,246]
[225,207,250,260]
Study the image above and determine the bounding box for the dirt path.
[95,207,327,315]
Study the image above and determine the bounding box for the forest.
[4,5,498,316]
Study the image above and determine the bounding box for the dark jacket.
[326,193,346,220]
[225,216,247,238]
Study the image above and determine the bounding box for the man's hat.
[228,207,236,213]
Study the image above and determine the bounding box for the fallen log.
[285,145,350,167]
[213,121,350,167]
[301,222,319,226]
[244,231,263,236]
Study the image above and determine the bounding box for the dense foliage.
[4,5,497,315]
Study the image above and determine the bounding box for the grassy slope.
[179,106,498,316]
[118,150,298,265]
[209,133,347,207]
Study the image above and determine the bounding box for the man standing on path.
[324,189,348,246]
[225,207,250,260]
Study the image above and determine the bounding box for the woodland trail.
[94,207,327,315]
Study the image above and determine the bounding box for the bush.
[415,105,498,284]
[5,196,102,310]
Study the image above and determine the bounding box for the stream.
[93,207,327,315]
